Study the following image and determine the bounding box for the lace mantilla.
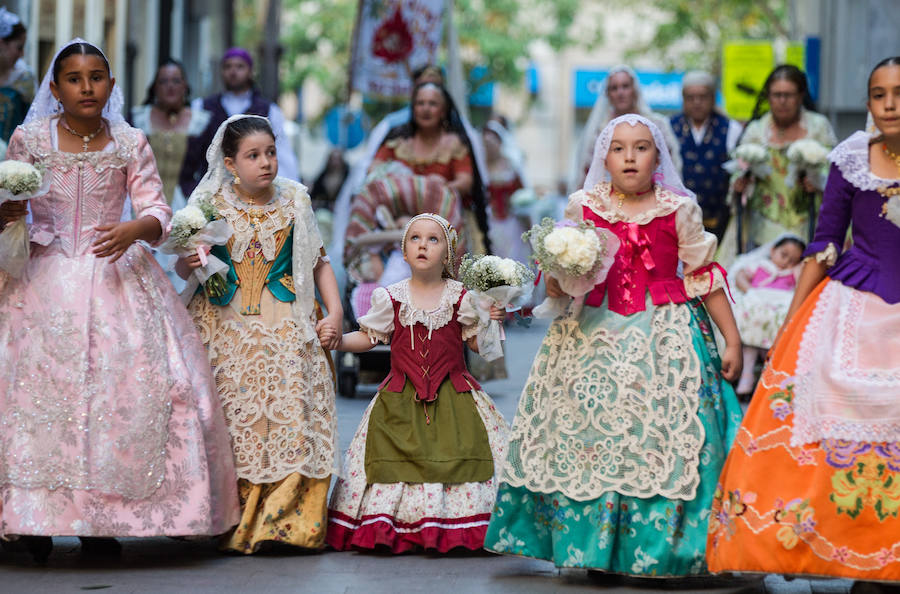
[18,116,142,173]
[216,184,294,262]
[387,278,464,333]
[578,181,686,225]
[830,130,900,192]
[503,303,705,501]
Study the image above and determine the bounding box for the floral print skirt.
[326,389,508,553]
[484,300,742,576]
[221,474,329,554]
[707,279,900,580]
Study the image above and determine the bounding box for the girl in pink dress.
[0,39,239,562]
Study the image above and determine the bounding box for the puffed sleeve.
[5,127,32,163]
[457,290,488,342]
[803,163,852,266]
[126,131,171,246]
[356,287,394,344]
[449,134,473,178]
[677,199,727,298]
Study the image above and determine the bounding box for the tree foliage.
[236,0,601,120]
[626,0,791,74]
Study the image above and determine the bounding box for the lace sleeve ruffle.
[684,264,727,299]
[563,190,586,222]
[677,200,727,299]
[357,287,394,344]
[805,242,839,267]
[458,291,488,341]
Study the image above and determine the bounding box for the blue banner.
[574,70,685,111]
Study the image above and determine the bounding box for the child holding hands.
[177,114,341,554]
[326,213,509,553]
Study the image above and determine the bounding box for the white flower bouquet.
[723,142,771,180]
[786,138,830,191]
[158,194,232,300]
[0,160,51,278]
[523,217,620,318]
[458,254,535,361]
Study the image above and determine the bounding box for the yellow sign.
[785,42,805,69]
[722,41,775,121]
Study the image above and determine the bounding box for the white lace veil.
[25,38,125,124]
[583,113,694,199]
[186,113,267,204]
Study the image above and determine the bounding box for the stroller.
[336,166,464,398]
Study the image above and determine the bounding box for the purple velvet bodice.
[805,164,900,303]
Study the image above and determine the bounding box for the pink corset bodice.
[7,117,170,258]
[380,291,481,402]
[583,205,687,315]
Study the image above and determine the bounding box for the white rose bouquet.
[158,193,232,301]
[0,160,52,278]
[523,217,620,318]
[723,142,771,180]
[786,138,830,191]
[459,254,535,361]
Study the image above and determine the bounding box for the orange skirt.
[707,279,900,581]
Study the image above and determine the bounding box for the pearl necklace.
[61,118,104,153]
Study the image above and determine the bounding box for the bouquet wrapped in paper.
[458,254,535,361]
[158,194,232,303]
[786,138,830,191]
[723,142,771,180]
[523,217,620,318]
[0,160,51,278]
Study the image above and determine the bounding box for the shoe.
[79,536,122,558]
[23,535,53,564]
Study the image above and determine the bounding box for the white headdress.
[0,8,21,39]
[25,38,125,124]
[583,113,694,199]
[401,213,459,275]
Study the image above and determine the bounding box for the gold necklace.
[611,185,654,210]
[233,181,272,207]
[61,118,104,153]
[883,143,900,173]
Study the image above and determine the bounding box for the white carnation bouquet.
[786,138,830,191]
[158,193,232,300]
[0,160,52,278]
[523,217,620,318]
[459,254,535,361]
[723,142,771,178]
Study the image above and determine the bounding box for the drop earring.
[232,171,241,186]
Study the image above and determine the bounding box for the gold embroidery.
[230,221,292,316]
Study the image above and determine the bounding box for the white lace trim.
[217,184,294,262]
[792,281,900,445]
[386,278,464,334]
[502,303,704,501]
[830,130,900,192]
[580,182,686,225]
[811,242,839,266]
[684,266,727,299]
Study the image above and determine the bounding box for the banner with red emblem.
[349,0,446,99]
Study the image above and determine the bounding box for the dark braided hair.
[221,117,274,159]
[52,42,110,84]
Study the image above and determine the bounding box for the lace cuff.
[684,262,727,300]
[458,291,488,342]
[804,242,838,267]
[360,325,392,345]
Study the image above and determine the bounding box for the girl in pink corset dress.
[327,213,509,553]
[0,40,238,561]
[484,115,743,577]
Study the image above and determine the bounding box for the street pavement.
[0,320,855,593]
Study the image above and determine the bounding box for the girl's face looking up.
[403,218,448,275]
[224,131,278,195]
[50,54,114,121]
[869,64,900,138]
[604,122,658,194]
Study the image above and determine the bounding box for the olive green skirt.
[364,378,494,484]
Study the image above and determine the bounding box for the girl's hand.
[720,343,743,383]
[545,275,566,298]
[179,253,204,270]
[0,200,28,225]
[92,221,144,262]
[316,313,342,350]
[489,304,505,321]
